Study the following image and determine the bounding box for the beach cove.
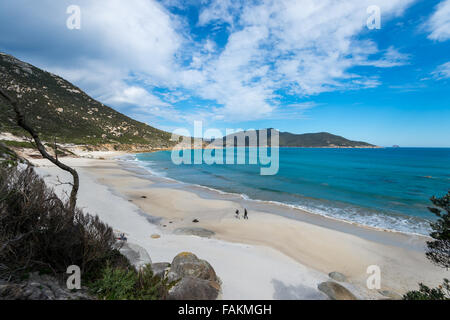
[30,152,449,299]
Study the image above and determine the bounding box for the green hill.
[0,53,376,150]
[220,129,376,148]
[278,131,375,147]
[0,52,174,148]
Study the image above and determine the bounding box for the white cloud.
[426,0,450,41]
[83,0,182,81]
[432,61,450,79]
[0,0,416,125]
[359,46,410,67]
[180,0,414,120]
[103,86,170,108]
[10,0,184,121]
[198,0,242,26]
[287,102,319,110]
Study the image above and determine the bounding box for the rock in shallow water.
[318,281,357,300]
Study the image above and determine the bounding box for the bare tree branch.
[0,89,79,211]
[53,136,58,161]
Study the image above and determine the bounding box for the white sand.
[30,155,449,299]
[31,157,333,300]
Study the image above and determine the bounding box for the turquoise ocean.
[133,148,450,235]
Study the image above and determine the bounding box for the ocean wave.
[284,202,431,235]
[130,156,432,236]
[120,155,169,178]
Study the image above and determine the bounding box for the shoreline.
[29,152,449,299]
[128,151,431,238]
[114,156,434,252]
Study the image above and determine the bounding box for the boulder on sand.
[318,281,357,300]
[119,242,152,269]
[166,252,220,300]
[378,289,402,300]
[169,252,218,282]
[151,262,170,279]
[167,277,220,300]
[328,271,347,282]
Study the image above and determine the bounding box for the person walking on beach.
[244,208,248,220]
[235,209,240,219]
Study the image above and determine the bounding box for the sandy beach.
[30,152,449,300]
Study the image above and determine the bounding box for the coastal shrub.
[88,264,137,300]
[0,164,171,300]
[0,143,22,168]
[88,264,171,300]
[403,279,450,300]
[82,248,132,283]
[0,140,35,149]
[425,192,450,269]
[0,165,117,281]
[404,192,450,300]
[134,264,172,300]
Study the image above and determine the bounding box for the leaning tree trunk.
[0,89,79,211]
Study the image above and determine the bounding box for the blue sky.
[0,0,449,147]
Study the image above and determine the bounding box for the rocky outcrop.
[159,252,221,300]
[167,277,221,300]
[119,243,220,300]
[0,273,92,300]
[169,252,218,282]
[151,262,171,279]
[318,281,357,300]
[119,242,152,269]
[0,53,176,148]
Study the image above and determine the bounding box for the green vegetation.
[426,193,450,269]
[0,165,116,279]
[278,131,375,147]
[221,129,375,147]
[0,162,169,300]
[0,143,19,167]
[88,264,172,300]
[0,52,175,148]
[0,52,374,149]
[403,191,450,300]
[0,139,35,149]
[403,279,450,300]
